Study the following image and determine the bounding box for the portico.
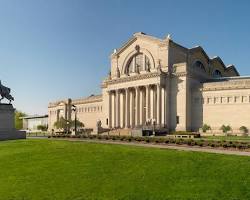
[107,83,168,129]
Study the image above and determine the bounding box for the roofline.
[189,46,210,62]
[111,32,240,76]
[210,76,250,81]
[20,115,48,119]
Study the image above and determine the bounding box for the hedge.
[48,134,250,150]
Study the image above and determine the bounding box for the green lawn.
[0,139,249,200]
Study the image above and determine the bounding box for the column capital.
[135,86,140,91]
[107,90,115,94]
[115,89,120,94]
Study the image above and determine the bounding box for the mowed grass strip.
[0,139,249,200]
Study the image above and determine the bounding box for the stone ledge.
[0,130,26,141]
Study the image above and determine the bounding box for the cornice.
[72,96,102,105]
[49,95,103,108]
[201,79,250,91]
[104,71,168,85]
[172,72,187,77]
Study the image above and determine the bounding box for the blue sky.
[0,0,250,114]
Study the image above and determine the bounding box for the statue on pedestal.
[0,80,25,140]
[0,81,14,104]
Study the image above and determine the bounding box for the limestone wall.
[48,95,103,131]
[192,79,250,132]
[76,101,103,129]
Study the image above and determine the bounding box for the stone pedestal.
[0,104,26,141]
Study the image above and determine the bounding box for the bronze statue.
[0,81,14,103]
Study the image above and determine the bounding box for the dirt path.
[44,137,250,157]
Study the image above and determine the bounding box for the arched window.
[193,61,206,72]
[212,69,222,78]
[126,54,151,75]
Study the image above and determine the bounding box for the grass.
[0,139,249,200]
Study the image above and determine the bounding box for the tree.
[53,117,68,131]
[37,125,48,132]
[202,124,211,133]
[53,117,84,132]
[15,110,27,130]
[220,125,232,134]
[70,119,84,130]
[239,126,248,134]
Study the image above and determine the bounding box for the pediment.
[113,32,166,57]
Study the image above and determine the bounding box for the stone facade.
[0,104,26,140]
[48,32,250,133]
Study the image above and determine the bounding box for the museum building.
[48,32,250,133]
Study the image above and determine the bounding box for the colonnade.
[108,84,168,129]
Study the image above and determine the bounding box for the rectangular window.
[235,96,240,103]
[208,98,212,104]
[242,96,247,103]
[106,118,108,125]
[214,97,220,104]
[176,116,179,124]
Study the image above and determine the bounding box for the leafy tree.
[15,110,27,130]
[53,117,84,132]
[239,126,248,134]
[220,125,232,134]
[70,119,84,129]
[53,117,68,130]
[202,124,211,133]
[37,125,48,132]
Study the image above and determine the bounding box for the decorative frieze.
[193,94,250,105]
[103,71,168,86]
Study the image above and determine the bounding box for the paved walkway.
[47,138,250,157]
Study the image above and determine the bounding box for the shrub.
[80,134,88,139]
[135,137,144,142]
[220,125,232,134]
[89,135,95,139]
[120,136,126,141]
[186,139,192,145]
[97,135,102,140]
[145,137,150,143]
[239,126,248,134]
[125,136,133,142]
[164,138,170,144]
[202,124,211,133]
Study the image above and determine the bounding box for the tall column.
[130,89,133,127]
[108,91,112,128]
[125,88,130,128]
[150,86,154,120]
[145,85,150,121]
[156,84,162,126]
[140,89,144,126]
[115,90,120,128]
[161,86,165,126]
[120,91,124,128]
[112,92,116,128]
[153,86,157,120]
[165,82,169,129]
[135,87,140,127]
